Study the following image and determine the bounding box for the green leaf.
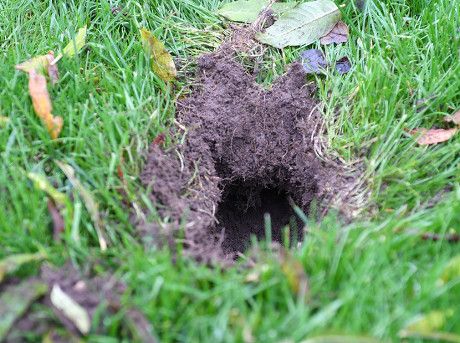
[62,26,87,57]
[52,26,87,64]
[0,252,46,284]
[140,28,177,84]
[218,0,298,23]
[255,0,340,48]
[0,279,48,340]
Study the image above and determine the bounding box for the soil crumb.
[138,51,343,261]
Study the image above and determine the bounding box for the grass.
[1,0,460,342]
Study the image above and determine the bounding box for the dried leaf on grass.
[218,0,297,23]
[0,252,46,284]
[28,69,63,139]
[443,108,460,125]
[0,279,48,340]
[14,55,49,74]
[320,20,349,45]
[255,0,340,48]
[399,310,460,342]
[15,51,60,86]
[300,49,350,74]
[410,128,457,145]
[140,28,177,83]
[50,284,91,335]
[55,160,108,251]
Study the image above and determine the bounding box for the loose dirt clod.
[138,51,344,261]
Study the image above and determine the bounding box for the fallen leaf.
[55,160,108,251]
[299,49,327,74]
[140,28,177,83]
[320,20,349,45]
[335,56,351,74]
[14,55,49,74]
[280,248,309,296]
[443,108,460,125]
[28,69,63,139]
[15,51,60,86]
[0,279,48,341]
[0,252,46,284]
[218,0,297,23]
[410,128,457,145]
[399,310,460,342]
[50,284,91,335]
[255,0,340,48]
[52,26,87,65]
[300,49,351,74]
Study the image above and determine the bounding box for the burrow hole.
[215,179,304,254]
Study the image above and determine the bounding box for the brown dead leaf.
[443,108,460,125]
[28,69,63,139]
[410,128,457,145]
[47,197,65,242]
[320,20,349,45]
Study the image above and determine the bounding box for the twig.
[397,228,460,243]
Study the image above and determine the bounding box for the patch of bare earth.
[137,50,355,262]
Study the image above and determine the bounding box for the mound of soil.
[138,51,341,261]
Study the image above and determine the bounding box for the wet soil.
[138,51,342,261]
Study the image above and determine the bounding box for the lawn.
[1,0,460,342]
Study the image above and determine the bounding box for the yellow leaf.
[15,51,60,86]
[14,55,49,73]
[52,26,87,64]
[28,69,63,139]
[140,28,177,83]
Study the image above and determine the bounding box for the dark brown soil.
[4,265,128,343]
[138,51,342,261]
